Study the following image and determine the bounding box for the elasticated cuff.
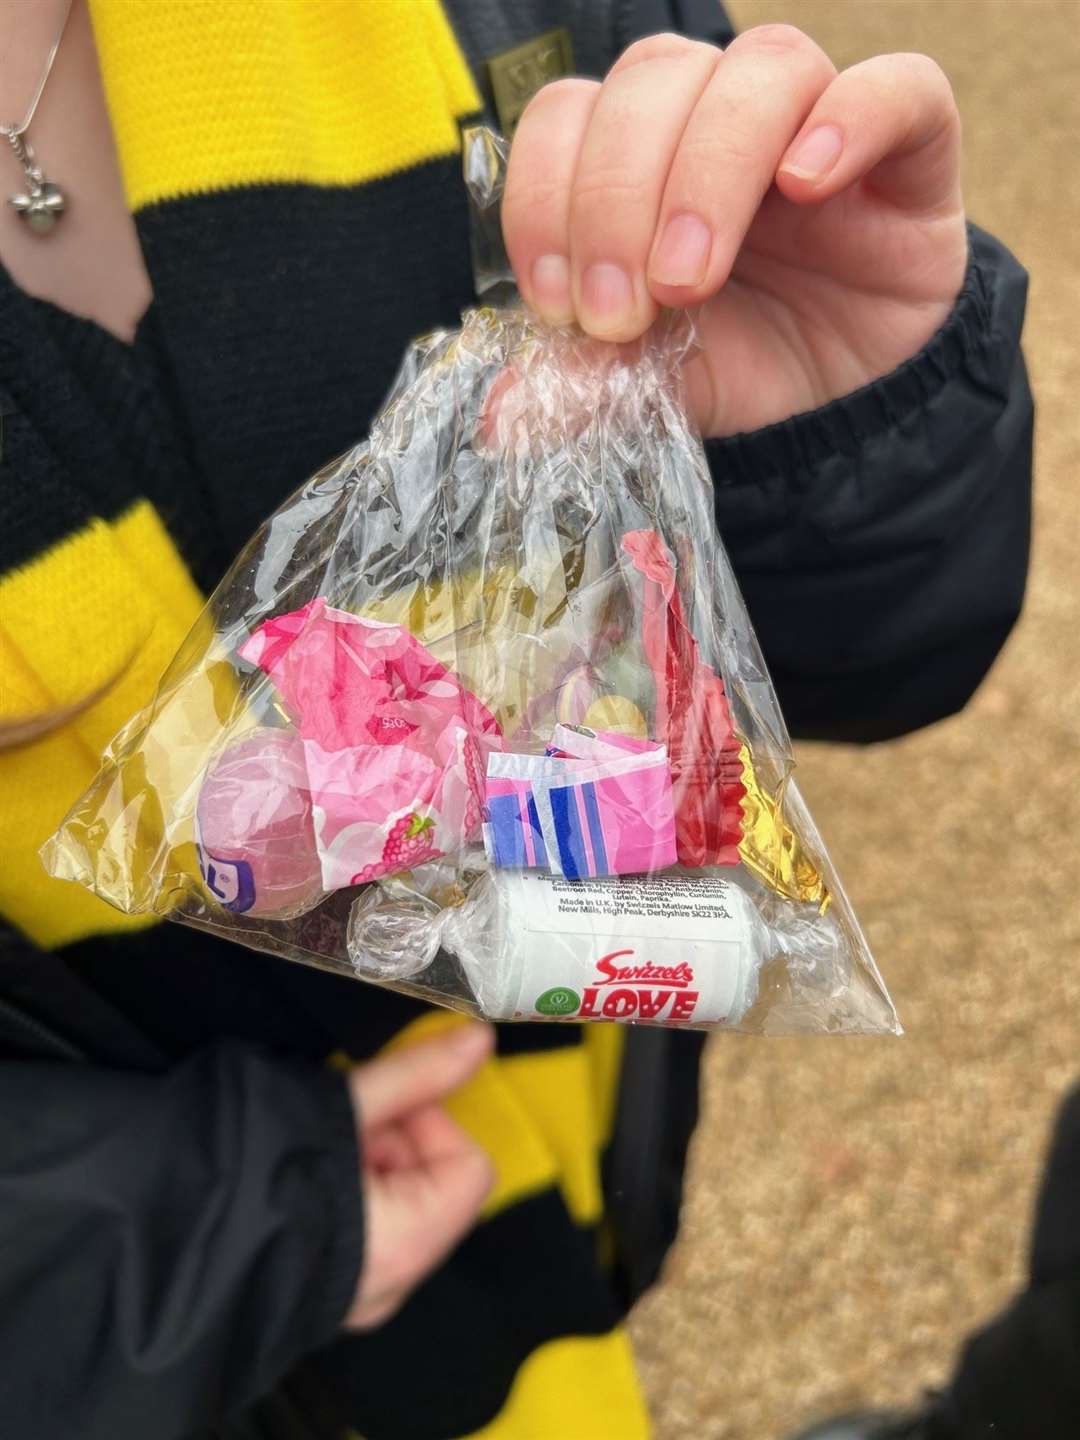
[704,223,1015,492]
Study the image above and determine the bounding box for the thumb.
[345,1105,494,1330]
[349,1024,493,1130]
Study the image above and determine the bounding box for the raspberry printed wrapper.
[41,144,898,1036]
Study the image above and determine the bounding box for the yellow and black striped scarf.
[0,4,650,1436]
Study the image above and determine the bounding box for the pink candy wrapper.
[239,599,503,889]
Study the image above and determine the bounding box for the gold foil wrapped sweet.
[736,744,830,912]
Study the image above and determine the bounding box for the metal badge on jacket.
[484,28,574,135]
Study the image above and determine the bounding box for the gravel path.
[631,3,1080,1434]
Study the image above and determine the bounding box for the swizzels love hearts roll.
[447,869,767,1027]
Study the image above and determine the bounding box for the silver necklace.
[2,0,74,234]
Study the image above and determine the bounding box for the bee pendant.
[5,132,66,235]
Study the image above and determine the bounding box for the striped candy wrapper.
[484,743,677,880]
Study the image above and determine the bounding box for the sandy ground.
[629,2,1080,1435]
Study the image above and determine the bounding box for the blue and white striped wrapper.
[484,786,549,869]
[532,749,674,879]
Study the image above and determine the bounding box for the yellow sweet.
[582,695,648,738]
[365,563,580,738]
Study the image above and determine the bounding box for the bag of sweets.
[44,132,897,1038]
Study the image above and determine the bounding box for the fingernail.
[650,213,712,288]
[580,262,633,331]
[781,124,843,181]
[531,254,572,319]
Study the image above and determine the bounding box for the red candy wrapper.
[622,530,745,868]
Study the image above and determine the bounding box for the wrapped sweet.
[236,599,502,888]
[196,728,323,918]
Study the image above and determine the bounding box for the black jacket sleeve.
[0,1040,363,1440]
[707,224,1033,742]
[933,1086,1080,1436]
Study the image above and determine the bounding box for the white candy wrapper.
[451,869,765,1025]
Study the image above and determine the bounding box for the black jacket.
[0,1,1032,1437]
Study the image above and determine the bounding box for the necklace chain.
[2,0,75,139]
[1,0,75,233]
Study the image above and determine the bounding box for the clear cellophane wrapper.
[42,139,898,1038]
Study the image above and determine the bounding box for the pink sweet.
[239,600,503,890]
[196,728,324,917]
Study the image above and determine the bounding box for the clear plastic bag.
[42,134,898,1037]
